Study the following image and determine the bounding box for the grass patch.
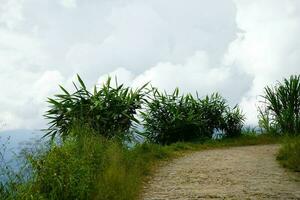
[0,128,174,200]
[277,136,300,172]
[0,130,281,200]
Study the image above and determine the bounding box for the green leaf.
[77,74,86,89]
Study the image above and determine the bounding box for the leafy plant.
[259,75,300,135]
[142,88,244,144]
[222,106,245,138]
[258,107,279,135]
[198,93,227,137]
[141,88,202,144]
[44,75,148,140]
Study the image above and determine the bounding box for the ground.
[142,145,300,200]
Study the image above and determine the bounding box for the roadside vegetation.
[0,74,299,200]
[277,136,300,172]
[258,75,300,171]
[0,128,280,200]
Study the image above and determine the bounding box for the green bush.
[45,75,245,144]
[44,75,148,140]
[222,106,245,138]
[277,136,300,172]
[141,88,203,144]
[142,88,244,144]
[198,93,227,137]
[258,107,280,135]
[259,75,300,135]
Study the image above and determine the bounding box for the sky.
[0,0,299,131]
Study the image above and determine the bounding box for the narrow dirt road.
[142,145,300,200]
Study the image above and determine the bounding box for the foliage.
[277,136,300,172]
[259,75,300,135]
[0,126,172,200]
[198,93,228,137]
[44,75,148,140]
[258,107,280,135]
[142,88,245,144]
[44,74,245,144]
[141,88,202,144]
[222,106,245,138]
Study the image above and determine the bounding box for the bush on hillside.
[198,93,227,137]
[258,75,300,135]
[44,74,245,144]
[142,88,245,144]
[222,106,245,138]
[44,75,148,140]
[141,88,203,144]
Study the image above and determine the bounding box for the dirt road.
[142,145,300,200]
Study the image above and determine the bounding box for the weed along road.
[142,145,300,199]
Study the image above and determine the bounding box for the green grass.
[277,136,300,172]
[0,129,282,200]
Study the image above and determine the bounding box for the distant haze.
[0,0,300,130]
[0,130,43,171]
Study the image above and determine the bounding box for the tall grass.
[277,136,300,172]
[258,74,300,172]
[0,126,173,200]
[259,75,300,135]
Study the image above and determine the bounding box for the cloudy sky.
[0,0,299,130]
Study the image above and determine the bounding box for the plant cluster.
[45,75,148,140]
[258,75,300,135]
[45,76,245,144]
[142,88,245,144]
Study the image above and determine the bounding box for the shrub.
[44,75,148,140]
[142,88,244,144]
[198,93,227,137]
[258,107,280,135]
[141,88,203,144]
[277,136,300,172]
[222,106,245,138]
[259,75,300,135]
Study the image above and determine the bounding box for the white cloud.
[64,0,237,80]
[97,68,135,88]
[132,51,252,104]
[224,0,300,124]
[0,0,299,130]
[0,0,24,29]
[60,0,77,8]
[0,70,64,130]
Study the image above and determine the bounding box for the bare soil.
[142,145,300,200]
